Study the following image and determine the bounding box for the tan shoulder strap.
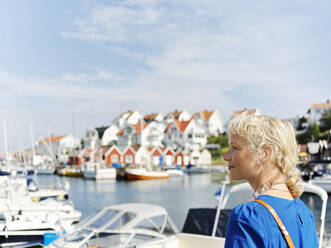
[254,199,295,248]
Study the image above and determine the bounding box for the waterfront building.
[163,110,191,124]
[232,108,261,116]
[163,119,207,150]
[307,99,331,125]
[35,134,80,163]
[104,145,122,166]
[117,121,164,148]
[144,113,164,123]
[193,110,224,136]
[112,110,142,128]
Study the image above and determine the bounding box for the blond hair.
[227,114,303,198]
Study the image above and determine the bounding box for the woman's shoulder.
[230,201,266,223]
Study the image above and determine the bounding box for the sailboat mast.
[2,119,8,159]
[29,121,36,162]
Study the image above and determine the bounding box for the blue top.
[225,195,319,248]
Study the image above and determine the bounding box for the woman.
[223,114,318,248]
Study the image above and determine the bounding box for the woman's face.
[223,133,260,181]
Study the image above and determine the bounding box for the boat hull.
[83,168,117,180]
[125,168,169,180]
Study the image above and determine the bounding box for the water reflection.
[34,173,331,234]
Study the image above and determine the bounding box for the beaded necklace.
[250,181,288,201]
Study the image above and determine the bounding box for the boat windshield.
[88,210,120,229]
[106,211,136,230]
[50,229,93,247]
[133,214,176,235]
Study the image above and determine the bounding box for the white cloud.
[2,0,331,152]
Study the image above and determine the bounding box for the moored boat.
[49,203,179,248]
[57,166,83,177]
[82,161,117,180]
[125,167,169,180]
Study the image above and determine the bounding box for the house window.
[126,155,133,163]
[111,154,119,163]
[188,134,192,138]
[179,134,182,138]
[171,127,176,132]
[168,135,171,140]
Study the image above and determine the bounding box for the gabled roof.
[125,111,135,120]
[308,100,331,112]
[144,113,159,122]
[133,122,150,134]
[233,108,257,115]
[200,110,214,120]
[174,119,191,132]
[38,135,65,144]
[117,129,124,135]
[164,123,172,133]
[164,110,183,120]
[132,144,141,152]
[95,126,110,139]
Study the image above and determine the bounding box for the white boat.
[0,177,81,224]
[163,165,185,177]
[125,167,169,180]
[309,175,331,193]
[49,203,179,248]
[167,169,184,177]
[0,212,67,246]
[82,161,117,180]
[185,164,210,174]
[0,177,80,246]
[36,163,55,175]
[300,160,331,193]
[57,166,83,177]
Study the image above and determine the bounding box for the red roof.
[233,108,257,115]
[200,110,214,120]
[152,149,161,156]
[133,122,150,134]
[309,100,331,110]
[174,119,191,132]
[132,144,141,152]
[164,123,172,133]
[38,135,65,144]
[117,129,124,135]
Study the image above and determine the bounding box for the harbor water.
[35,172,331,237]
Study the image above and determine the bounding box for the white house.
[112,110,142,128]
[163,119,207,150]
[132,145,150,166]
[35,134,80,163]
[163,110,191,124]
[198,149,212,165]
[144,113,164,123]
[194,110,224,136]
[117,121,164,148]
[307,100,331,125]
[232,108,261,116]
[83,128,99,149]
[101,125,119,146]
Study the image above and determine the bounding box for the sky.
[0,0,330,153]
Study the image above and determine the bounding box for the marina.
[34,171,331,246]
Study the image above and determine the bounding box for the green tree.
[296,116,308,131]
[207,134,229,159]
[310,122,320,141]
[296,122,321,144]
[296,131,310,145]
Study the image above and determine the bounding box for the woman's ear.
[261,145,273,163]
